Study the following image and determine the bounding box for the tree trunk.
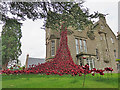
[82,74,86,87]
[2,61,8,70]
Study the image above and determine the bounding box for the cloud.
[19,19,46,66]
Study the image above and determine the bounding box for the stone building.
[45,16,118,73]
[25,54,45,69]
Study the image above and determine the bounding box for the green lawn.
[2,73,119,88]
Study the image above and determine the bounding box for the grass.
[2,73,119,88]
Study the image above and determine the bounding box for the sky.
[0,0,119,66]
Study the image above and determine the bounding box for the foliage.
[1,1,101,30]
[9,65,25,71]
[116,59,120,61]
[2,19,22,68]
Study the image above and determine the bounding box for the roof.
[27,57,45,67]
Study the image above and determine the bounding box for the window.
[114,50,116,58]
[51,40,55,56]
[80,58,83,66]
[101,25,104,29]
[100,36,102,40]
[75,39,79,54]
[79,40,83,52]
[83,40,87,53]
[111,37,114,43]
[96,49,99,59]
[86,58,95,70]
[117,63,120,70]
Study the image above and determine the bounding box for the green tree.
[0,1,103,69]
[2,19,22,70]
[1,2,100,30]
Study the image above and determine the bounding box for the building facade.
[46,16,118,73]
[25,54,45,69]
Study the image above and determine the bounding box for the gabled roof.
[95,17,117,38]
[28,57,45,67]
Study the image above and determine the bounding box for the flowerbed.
[2,26,113,76]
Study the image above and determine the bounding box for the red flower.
[1,25,112,77]
[79,73,82,76]
[18,66,20,68]
[92,73,95,76]
[83,57,86,59]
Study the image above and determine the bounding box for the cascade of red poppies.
[25,25,84,75]
[1,25,113,75]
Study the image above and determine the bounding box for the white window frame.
[83,40,87,53]
[51,40,55,56]
[100,35,103,40]
[86,58,95,70]
[79,39,83,52]
[101,25,104,29]
[75,39,79,54]
[111,37,114,44]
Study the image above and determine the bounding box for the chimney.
[25,54,29,69]
[99,13,106,23]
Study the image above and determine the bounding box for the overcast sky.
[0,0,119,66]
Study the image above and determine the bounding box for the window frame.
[79,58,84,66]
[101,25,104,29]
[51,40,55,56]
[83,40,87,53]
[96,49,99,59]
[79,39,83,52]
[86,58,95,70]
[75,39,79,54]
[114,49,116,58]
[111,37,114,44]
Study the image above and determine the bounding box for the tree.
[1,1,100,30]
[2,19,22,70]
[0,1,101,69]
